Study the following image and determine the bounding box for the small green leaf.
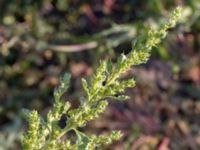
[82,78,89,95]
[76,131,91,150]
[106,60,113,75]
[54,73,71,102]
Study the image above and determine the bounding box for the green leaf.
[106,60,113,75]
[54,73,71,102]
[76,131,91,150]
[81,78,89,96]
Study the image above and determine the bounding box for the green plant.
[22,7,182,150]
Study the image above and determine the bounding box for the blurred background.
[0,0,200,149]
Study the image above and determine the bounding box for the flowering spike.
[22,7,182,150]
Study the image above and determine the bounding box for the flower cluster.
[22,7,182,150]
